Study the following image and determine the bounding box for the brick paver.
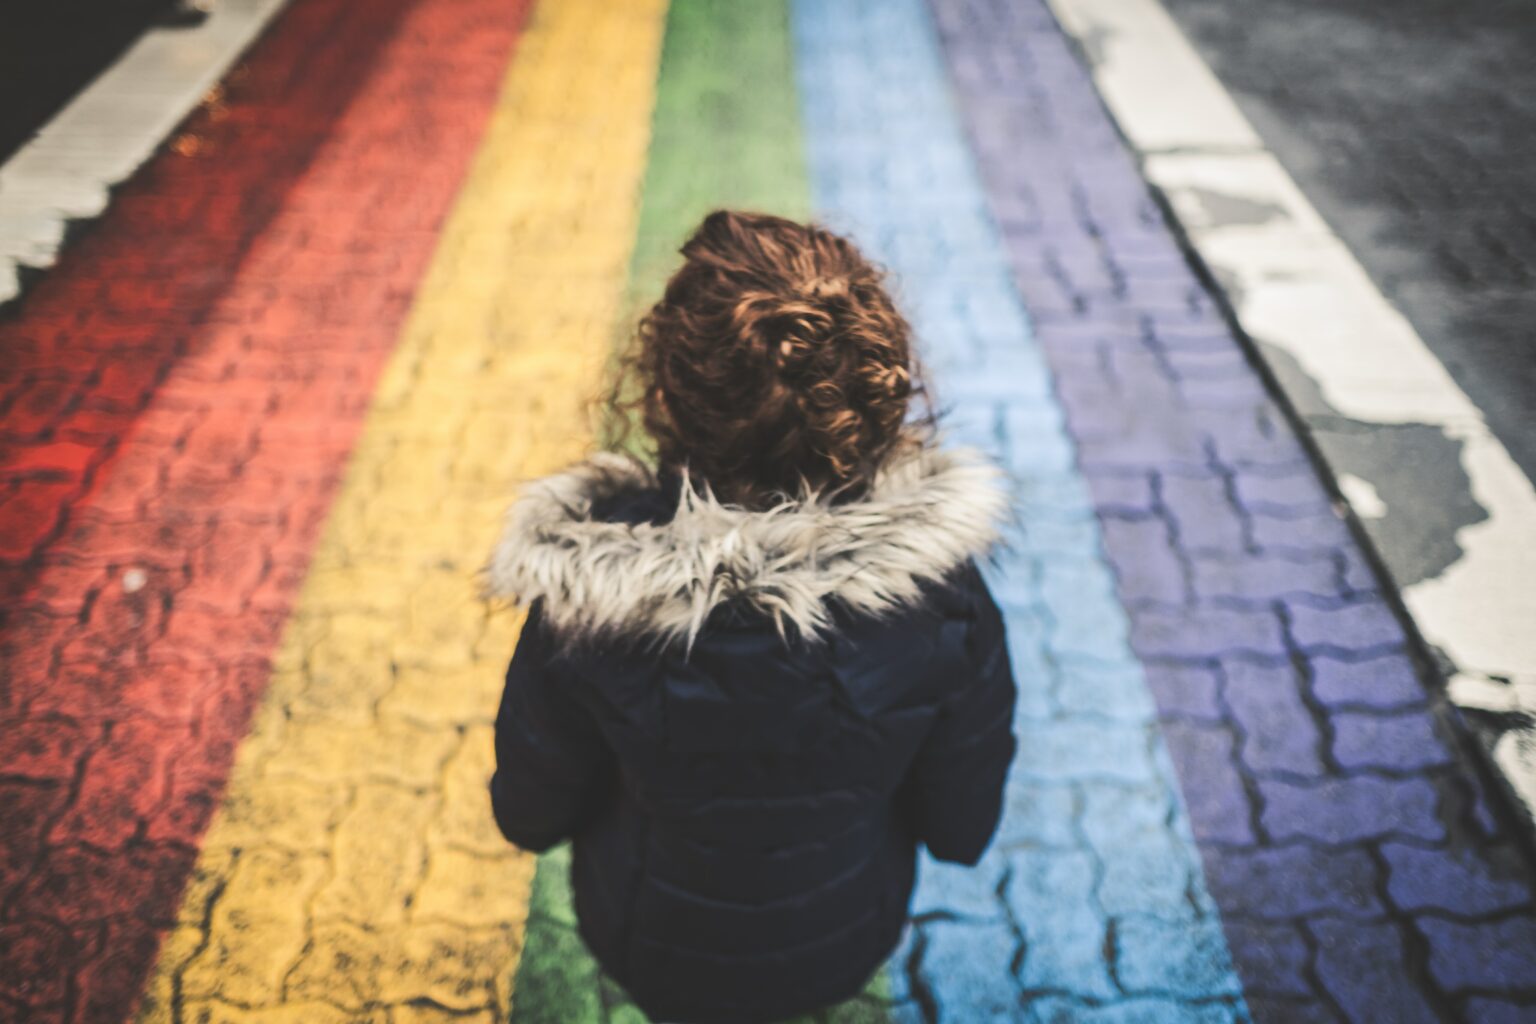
[505,3,868,1021]
[794,1,1246,1019]
[929,0,1536,1020]
[0,0,528,1019]
[3,0,1534,1020]
[136,0,668,1021]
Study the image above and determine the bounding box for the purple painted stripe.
[792,0,1247,1019]
[927,0,1536,1020]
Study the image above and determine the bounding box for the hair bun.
[613,210,929,507]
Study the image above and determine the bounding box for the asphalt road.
[0,0,169,162]
[1159,0,1536,487]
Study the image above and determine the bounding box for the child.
[486,210,1017,1023]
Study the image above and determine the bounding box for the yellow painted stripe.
[137,0,668,1019]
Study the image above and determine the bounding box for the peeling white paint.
[1045,0,1259,153]
[1448,671,1536,717]
[1407,432,1536,678]
[1496,731,1536,815]
[1164,191,1483,426]
[1047,0,1536,821]
[0,0,290,305]
[1339,474,1387,520]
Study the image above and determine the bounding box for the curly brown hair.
[605,209,932,509]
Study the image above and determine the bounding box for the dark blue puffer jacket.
[485,446,1017,1024]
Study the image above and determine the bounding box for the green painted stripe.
[625,0,811,304]
[508,2,889,1022]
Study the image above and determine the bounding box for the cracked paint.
[1045,0,1536,831]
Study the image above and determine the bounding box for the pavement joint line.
[0,0,292,309]
[1042,0,1536,831]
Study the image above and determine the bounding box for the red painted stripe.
[0,0,530,1019]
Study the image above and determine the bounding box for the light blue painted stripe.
[790,1,1250,1019]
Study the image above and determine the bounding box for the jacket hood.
[485,444,1011,647]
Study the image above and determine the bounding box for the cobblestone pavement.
[1,0,1534,1021]
[136,0,667,1020]
[929,0,1536,1019]
[1098,0,1536,864]
[795,1,1246,1019]
[506,4,821,1021]
[0,0,534,1019]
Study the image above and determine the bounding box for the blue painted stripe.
[790,1,1250,1019]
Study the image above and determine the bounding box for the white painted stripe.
[1045,0,1536,814]
[0,0,290,303]
[1046,0,1258,153]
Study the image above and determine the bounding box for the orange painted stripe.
[0,0,530,1019]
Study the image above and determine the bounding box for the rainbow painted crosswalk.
[2,0,1532,1021]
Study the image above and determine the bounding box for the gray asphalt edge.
[1035,0,1536,856]
[0,0,292,315]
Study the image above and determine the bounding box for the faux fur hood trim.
[485,445,1010,648]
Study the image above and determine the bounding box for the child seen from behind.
[486,209,1018,1024]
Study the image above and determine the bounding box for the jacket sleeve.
[490,601,614,852]
[905,563,1018,865]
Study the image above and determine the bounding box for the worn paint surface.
[2,0,1535,1020]
[1043,0,1536,823]
[0,0,529,1017]
[505,1,829,1019]
[970,0,1536,1019]
[794,0,1247,1019]
[135,0,667,1018]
